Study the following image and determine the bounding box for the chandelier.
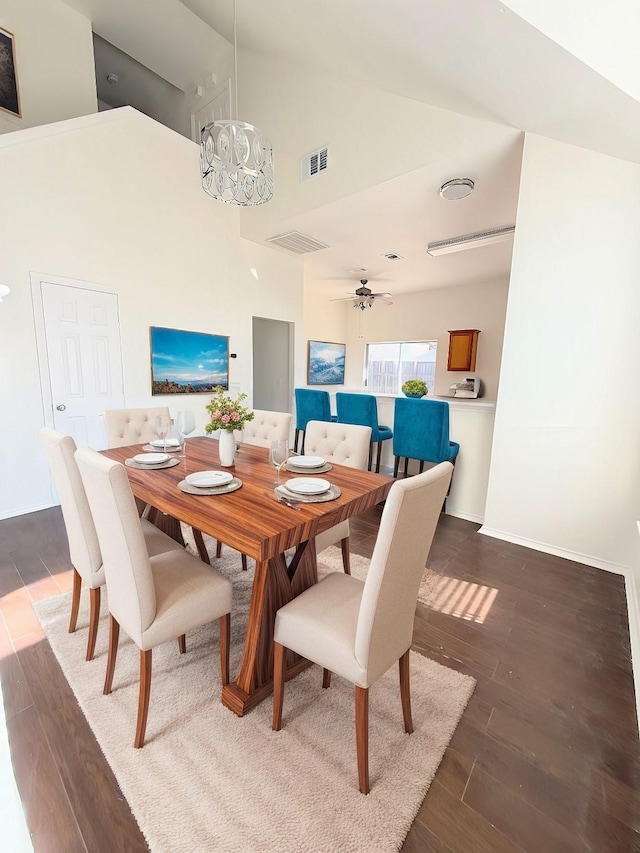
[200,1,273,206]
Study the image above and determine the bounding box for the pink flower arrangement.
[205,386,254,434]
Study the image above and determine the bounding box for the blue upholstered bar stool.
[392,397,459,479]
[335,392,393,473]
[293,388,336,453]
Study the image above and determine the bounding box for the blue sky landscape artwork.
[150,326,229,394]
[308,340,346,385]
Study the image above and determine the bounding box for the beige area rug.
[34,546,475,853]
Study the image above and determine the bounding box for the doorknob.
[56,404,66,411]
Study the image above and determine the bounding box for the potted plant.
[401,378,428,398]
[205,386,255,466]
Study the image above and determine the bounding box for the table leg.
[221,540,318,716]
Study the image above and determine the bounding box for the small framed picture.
[0,27,20,118]
[307,340,346,385]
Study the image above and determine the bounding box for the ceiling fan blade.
[371,292,393,298]
[329,295,359,301]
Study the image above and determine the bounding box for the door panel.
[41,282,125,449]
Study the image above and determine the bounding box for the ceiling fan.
[331,280,394,311]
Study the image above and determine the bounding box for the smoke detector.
[439,178,474,200]
[106,73,119,84]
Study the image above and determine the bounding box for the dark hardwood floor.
[0,505,638,852]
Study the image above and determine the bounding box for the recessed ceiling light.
[440,178,474,200]
[106,73,119,84]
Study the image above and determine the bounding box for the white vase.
[218,429,236,467]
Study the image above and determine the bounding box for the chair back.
[75,448,156,645]
[336,393,380,432]
[242,409,292,447]
[39,428,103,585]
[355,462,453,683]
[103,406,171,448]
[393,397,453,463]
[294,389,332,431]
[303,421,371,469]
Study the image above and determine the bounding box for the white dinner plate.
[133,452,170,465]
[151,438,180,448]
[185,470,234,488]
[289,455,325,468]
[285,477,331,496]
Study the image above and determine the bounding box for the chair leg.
[393,456,399,478]
[219,613,230,686]
[241,554,248,571]
[272,641,286,731]
[294,429,300,453]
[340,537,351,574]
[375,441,383,473]
[103,614,120,695]
[322,669,332,689]
[215,540,222,558]
[403,457,409,478]
[192,528,210,564]
[367,442,373,471]
[86,586,101,662]
[355,686,370,794]
[178,634,186,654]
[68,568,81,634]
[399,649,413,734]
[134,649,153,749]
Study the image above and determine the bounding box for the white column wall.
[483,134,640,571]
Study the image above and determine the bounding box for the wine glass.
[176,411,196,457]
[155,415,170,452]
[270,439,289,485]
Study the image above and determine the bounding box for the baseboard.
[445,507,484,524]
[0,501,55,521]
[478,526,628,575]
[622,567,640,731]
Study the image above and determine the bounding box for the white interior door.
[39,281,125,449]
[191,80,231,143]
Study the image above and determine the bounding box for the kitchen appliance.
[449,377,482,398]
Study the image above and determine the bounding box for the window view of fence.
[365,341,437,395]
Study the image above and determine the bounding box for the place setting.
[178,469,242,496]
[275,476,341,504]
[284,454,332,474]
[125,452,181,470]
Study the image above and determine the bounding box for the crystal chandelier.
[200,1,273,206]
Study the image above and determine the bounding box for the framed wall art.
[0,27,20,118]
[150,326,229,395]
[307,340,346,385]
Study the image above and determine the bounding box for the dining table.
[101,436,394,716]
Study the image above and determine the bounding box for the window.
[365,340,437,395]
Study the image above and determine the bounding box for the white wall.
[0,108,303,519]
[505,0,640,103]
[483,133,640,571]
[0,0,97,135]
[341,279,509,400]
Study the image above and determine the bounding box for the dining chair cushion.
[242,409,292,447]
[103,407,171,448]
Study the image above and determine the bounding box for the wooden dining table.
[101,436,394,716]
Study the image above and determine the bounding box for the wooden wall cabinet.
[447,329,480,371]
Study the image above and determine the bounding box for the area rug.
[34,547,475,853]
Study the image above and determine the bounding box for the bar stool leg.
[367,442,373,471]
[393,456,400,477]
[376,442,383,474]
[403,457,409,478]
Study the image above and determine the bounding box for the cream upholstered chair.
[39,428,184,661]
[242,409,292,447]
[102,406,171,447]
[272,462,453,794]
[220,409,293,571]
[75,447,233,748]
[103,406,211,561]
[303,420,372,575]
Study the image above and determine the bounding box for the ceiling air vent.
[301,146,329,182]
[265,231,330,254]
[383,251,403,260]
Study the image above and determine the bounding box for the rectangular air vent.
[383,251,403,260]
[265,231,330,254]
[301,146,328,182]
